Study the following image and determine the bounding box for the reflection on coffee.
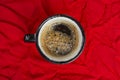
[44,23,76,56]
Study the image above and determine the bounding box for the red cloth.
[0,0,120,80]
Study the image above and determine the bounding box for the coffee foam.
[38,17,83,62]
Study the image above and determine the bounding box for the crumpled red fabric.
[0,0,120,80]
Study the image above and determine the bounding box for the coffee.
[45,24,74,56]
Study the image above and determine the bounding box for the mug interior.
[36,15,85,64]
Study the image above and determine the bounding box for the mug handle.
[24,34,36,42]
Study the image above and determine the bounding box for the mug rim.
[35,14,85,64]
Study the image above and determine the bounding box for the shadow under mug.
[24,15,85,64]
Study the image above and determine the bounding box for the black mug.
[24,15,85,64]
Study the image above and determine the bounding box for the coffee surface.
[39,19,80,59]
[45,24,75,55]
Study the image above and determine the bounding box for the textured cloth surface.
[0,0,120,80]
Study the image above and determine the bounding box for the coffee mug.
[24,15,85,64]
